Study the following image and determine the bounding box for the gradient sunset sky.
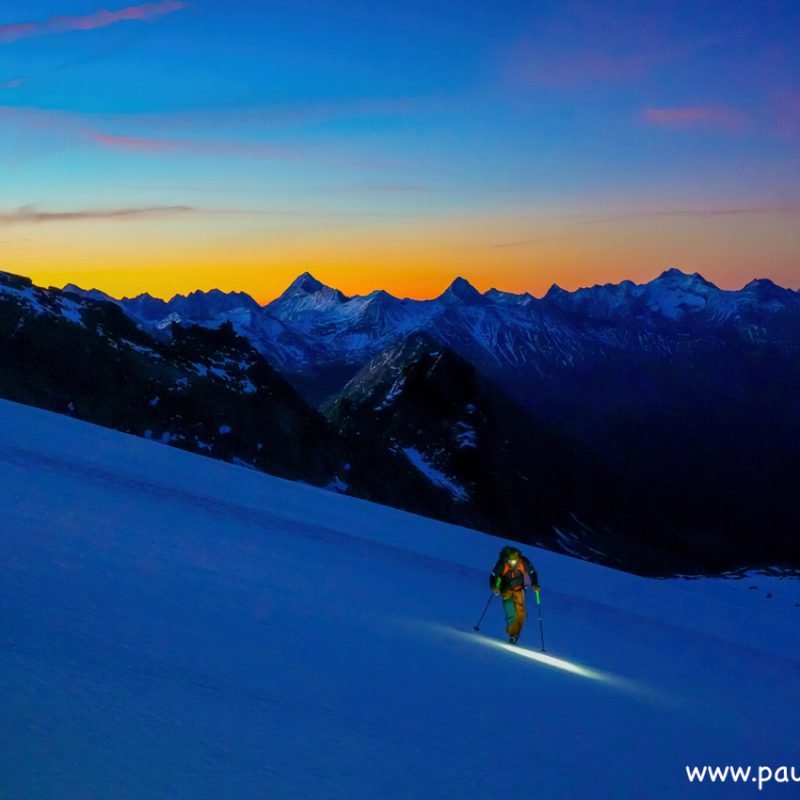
[1,0,799,302]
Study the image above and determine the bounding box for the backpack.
[500,557,529,589]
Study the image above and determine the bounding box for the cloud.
[0,101,421,166]
[641,105,751,134]
[583,203,800,224]
[331,184,428,194]
[0,204,410,224]
[85,131,186,153]
[84,130,304,159]
[0,1,185,44]
[476,203,800,247]
[0,78,26,90]
[0,108,306,160]
[0,204,194,225]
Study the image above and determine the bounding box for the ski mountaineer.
[489,546,540,644]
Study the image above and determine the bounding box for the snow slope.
[0,399,798,799]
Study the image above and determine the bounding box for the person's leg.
[507,590,527,639]
[501,592,517,637]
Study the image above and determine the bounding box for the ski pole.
[473,592,495,631]
[535,589,546,652]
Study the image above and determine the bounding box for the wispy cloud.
[0,204,423,225]
[0,101,420,165]
[84,130,304,159]
[0,204,194,225]
[477,203,800,245]
[0,108,307,160]
[0,78,26,90]
[641,105,751,134]
[0,1,185,44]
[328,183,428,194]
[85,131,177,153]
[583,203,800,224]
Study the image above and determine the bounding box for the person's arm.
[525,557,540,590]
[488,560,503,593]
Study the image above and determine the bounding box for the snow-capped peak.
[287,271,324,294]
[283,272,331,296]
[267,272,349,321]
[364,289,396,303]
[484,288,536,306]
[276,271,348,302]
[544,283,568,300]
[652,268,719,292]
[741,278,795,301]
[62,283,117,304]
[438,277,484,305]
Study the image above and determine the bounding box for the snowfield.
[0,398,798,799]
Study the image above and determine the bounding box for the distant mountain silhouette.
[4,267,797,575]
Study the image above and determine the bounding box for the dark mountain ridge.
[4,268,798,575]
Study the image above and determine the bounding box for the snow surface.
[0,399,798,799]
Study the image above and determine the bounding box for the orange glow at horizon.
[3,208,799,303]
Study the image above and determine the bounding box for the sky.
[1,0,799,302]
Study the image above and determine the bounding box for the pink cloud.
[0,105,401,168]
[87,131,178,153]
[0,1,185,44]
[641,105,751,134]
[84,129,304,159]
[0,23,37,44]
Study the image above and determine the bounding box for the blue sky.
[1,0,798,300]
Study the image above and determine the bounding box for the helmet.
[501,546,521,563]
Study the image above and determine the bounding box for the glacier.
[1,398,798,798]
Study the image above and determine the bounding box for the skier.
[489,545,540,644]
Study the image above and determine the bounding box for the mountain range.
[3,267,799,575]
